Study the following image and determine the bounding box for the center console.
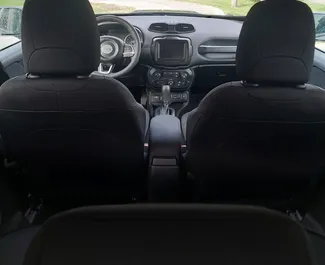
[147,69,192,117]
[146,36,194,117]
[146,36,192,200]
[147,67,193,117]
[148,115,182,201]
[147,68,194,90]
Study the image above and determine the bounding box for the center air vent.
[148,23,195,33]
[175,23,195,33]
[149,23,169,33]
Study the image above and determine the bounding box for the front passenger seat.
[182,0,325,209]
[0,0,149,202]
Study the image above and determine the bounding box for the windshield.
[1,0,325,51]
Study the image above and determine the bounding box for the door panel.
[0,42,23,81]
[310,49,325,88]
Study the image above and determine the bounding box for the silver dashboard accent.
[199,45,237,53]
[98,63,114,75]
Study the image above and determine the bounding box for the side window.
[0,8,10,34]
[0,7,22,50]
[9,8,22,36]
[314,13,325,52]
[315,14,325,35]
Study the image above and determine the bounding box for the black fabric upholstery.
[23,204,317,265]
[0,227,40,265]
[22,0,100,75]
[0,76,149,199]
[182,1,323,208]
[308,233,325,265]
[183,82,325,206]
[236,0,315,85]
[0,0,149,201]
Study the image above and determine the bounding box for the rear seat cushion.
[0,226,40,265]
[23,204,317,265]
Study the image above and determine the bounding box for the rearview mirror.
[0,7,22,38]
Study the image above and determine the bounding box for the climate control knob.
[168,80,174,87]
[153,72,161,80]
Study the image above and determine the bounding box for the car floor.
[0,169,29,237]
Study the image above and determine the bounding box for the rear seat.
[0,226,40,265]
[0,204,317,265]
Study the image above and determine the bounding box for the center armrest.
[149,115,182,157]
[148,115,182,202]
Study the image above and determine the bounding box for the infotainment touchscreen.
[158,40,186,60]
[152,37,192,66]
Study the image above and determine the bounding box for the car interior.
[0,0,325,264]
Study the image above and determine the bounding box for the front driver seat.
[0,0,149,202]
[182,0,325,209]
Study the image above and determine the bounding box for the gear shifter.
[161,85,171,115]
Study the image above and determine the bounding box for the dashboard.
[97,15,244,94]
[97,15,243,67]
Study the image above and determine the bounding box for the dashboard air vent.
[175,23,195,33]
[149,23,169,33]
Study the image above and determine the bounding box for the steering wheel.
[94,15,141,79]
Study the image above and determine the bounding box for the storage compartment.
[148,115,182,201]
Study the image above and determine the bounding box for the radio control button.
[168,80,174,87]
[175,80,182,88]
[181,72,188,79]
[163,72,172,77]
[180,80,187,87]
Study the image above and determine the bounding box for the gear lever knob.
[162,85,171,106]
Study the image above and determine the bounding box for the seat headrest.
[236,0,315,85]
[22,0,100,75]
